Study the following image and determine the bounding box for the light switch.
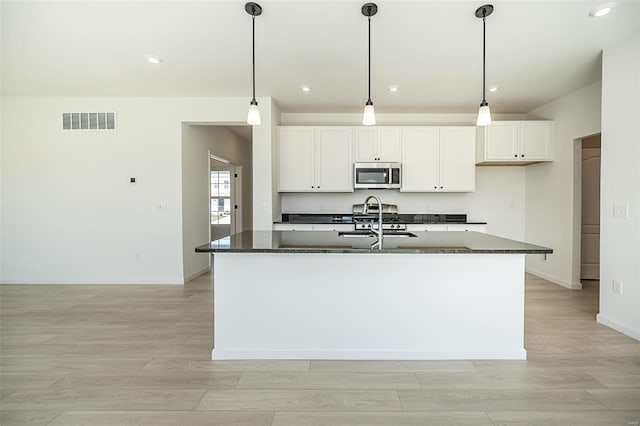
[613,204,629,219]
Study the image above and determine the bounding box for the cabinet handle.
[514,154,518,158]
[440,186,443,189]
[434,186,437,189]
[521,154,525,158]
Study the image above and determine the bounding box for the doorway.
[580,134,601,281]
[209,154,242,242]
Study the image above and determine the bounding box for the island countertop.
[195,230,552,254]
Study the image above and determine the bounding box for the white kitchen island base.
[211,252,527,360]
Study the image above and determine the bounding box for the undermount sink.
[338,231,418,238]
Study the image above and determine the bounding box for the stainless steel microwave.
[354,162,401,189]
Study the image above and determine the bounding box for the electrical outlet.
[614,204,629,219]
[612,280,623,295]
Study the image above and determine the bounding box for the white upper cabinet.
[355,127,402,162]
[401,127,439,192]
[476,121,554,165]
[439,127,476,192]
[278,127,315,192]
[401,127,475,192]
[277,126,353,193]
[520,121,553,160]
[315,127,354,191]
[279,125,476,193]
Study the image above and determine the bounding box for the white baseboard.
[597,314,640,341]
[184,266,211,283]
[0,278,184,285]
[526,268,582,289]
[211,349,528,361]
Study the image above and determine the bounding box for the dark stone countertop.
[195,230,552,254]
[274,213,487,225]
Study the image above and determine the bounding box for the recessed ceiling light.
[488,85,499,92]
[300,85,312,93]
[388,85,399,93]
[144,54,163,64]
[589,2,616,17]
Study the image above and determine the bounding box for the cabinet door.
[520,121,552,160]
[439,127,476,192]
[273,223,314,231]
[315,127,354,192]
[378,127,402,162]
[312,224,353,231]
[354,128,377,161]
[278,127,315,192]
[446,224,486,232]
[401,128,439,192]
[406,224,448,232]
[485,122,518,160]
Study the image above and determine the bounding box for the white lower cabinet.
[406,224,486,232]
[273,224,352,232]
[445,224,487,232]
[401,127,475,192]
[406,224,448,232]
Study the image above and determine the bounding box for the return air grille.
[62,112,116,130]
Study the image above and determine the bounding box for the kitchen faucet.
[363,195,383,249]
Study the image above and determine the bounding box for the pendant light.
[362,3,378,126]
[245,2,262,126]
[475,4,493,126]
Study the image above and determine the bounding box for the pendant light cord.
[367,14,372,103]
[482,12,486,104]
[252,14,256,102]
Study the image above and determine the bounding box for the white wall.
[524,82,602,288]
[0,96,274,284]
[181,124,252,282]
[598,32,640,340]
[279,112,528,240]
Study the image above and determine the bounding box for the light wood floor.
[1,273,639,426]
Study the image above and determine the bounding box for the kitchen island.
[196,231,551,361]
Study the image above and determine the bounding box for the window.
[211,170,232,224]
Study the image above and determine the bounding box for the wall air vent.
[62,112,116,130]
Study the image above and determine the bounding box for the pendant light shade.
[362,3,378,126]
[363,101,376,126]
[247,100,261,126]
[475,4,493,127]
[477,103,491,126]
[245,2,262,126]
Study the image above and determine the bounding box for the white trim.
[212,349,527,361]
[596,314,640,341]
[184,266,210,283]
[526,268,582,289]
[0,278,184,285]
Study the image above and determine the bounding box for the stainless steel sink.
[338,231,417,238]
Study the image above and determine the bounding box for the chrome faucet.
[363,195,383,249]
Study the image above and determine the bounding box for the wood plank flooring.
[1,274,639,425]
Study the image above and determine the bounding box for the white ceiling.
[2,1,639,114]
